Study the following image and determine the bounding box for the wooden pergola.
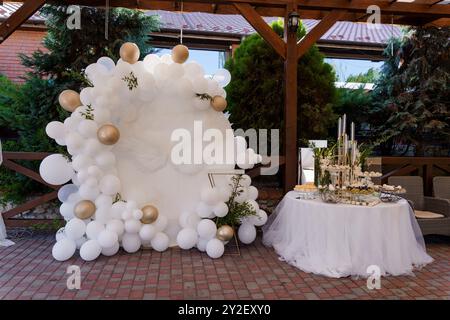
[1,1,449,193]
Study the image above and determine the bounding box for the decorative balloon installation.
[41,40,266,262]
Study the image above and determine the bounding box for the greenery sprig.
[122,71,139,90]
[196,93,213,101]
[80,104,94,120]
[215,175,257,228]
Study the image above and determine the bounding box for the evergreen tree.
[369,27,449,156]
[346,67,379,83]
[0,5,159,203]
[224,20,337,146]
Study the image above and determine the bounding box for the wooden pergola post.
[284,4,298,193]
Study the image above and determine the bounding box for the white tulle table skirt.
[262,191,433,278]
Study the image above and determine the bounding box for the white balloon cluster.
[41,43,266,262]
[177,173,268,258]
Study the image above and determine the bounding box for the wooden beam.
[1,159,60,190]
[297,10,347,59]
[234,3,286,59]
[283,8,298,193]
[0,0,46,44]
[2,190,59,220]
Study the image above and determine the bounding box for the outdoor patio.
[1,233,449,300]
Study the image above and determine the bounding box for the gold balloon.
[211,95,227,112]
[141,205,159,224]
[172,44,189,64]
[216,225,234,241]
[74,200,96,219]
[58,89,81,112]
[97,124,120,145]
[119,42,140,64]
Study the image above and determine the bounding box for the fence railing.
[375,156,450,196]
[1,152,61,227]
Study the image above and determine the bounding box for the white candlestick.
[351,122,355,142]
[338,117,342,139]
[342,114,347,136]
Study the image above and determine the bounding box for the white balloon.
[98,230,119,248]
[78,119,98,138]
[55,227,66,241]
[206,238,225,259]
[213,202,228,218]
[240,175,252,187]
[125,219,142,234]
[40,154,74,185]
[97,56,115,71]
[46,121,65,139]
[201,187,220,206]
[92,108,111,125]
[75,236,88,249]
[122,233,141,253]
[212,68,231,87]
[72,154,94,171]
[167,62,184,79]
[139,224,156,242]
[84,138,103,156]
[132,209,143,220]
[95,194,112,208]
[86,220,105,240]
[191,76,208,93]
[79,184,99,201]
[184,62,204,78]
[197,219,217,240]
[95,151,116,168]
[106,219,125,236]
[80,239,102,261]
[247,186,259,201]
[66,132,84,154]
[102,241,120,256]
[80,87,94,105]
[58,184,78,202]
[52,238,76,261]
[151,232,169,252]
[196,202,213,218]
[235,187,248,203]
[65,218,86,240]
[153,215,168,232]
[246,200,260,213]
[60,202,75,219]
[110,201,127,219]
[197,238,209,252]
[238,223,257,244]
[99,174,121,195]
[250,209,268,227]
[176,228,198,250]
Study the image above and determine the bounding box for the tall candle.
[351,122,355,142]
[338,117,342,140]
[342,114,347,135]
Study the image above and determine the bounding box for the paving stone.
[0,234,448,300]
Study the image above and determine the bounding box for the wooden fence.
[1,152,61,227]
[377,157,450,196]
[1,152,449,226]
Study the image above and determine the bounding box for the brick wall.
[0,29,47,83]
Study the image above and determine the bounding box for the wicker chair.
[433,176,450,201]
[388,176,450,236]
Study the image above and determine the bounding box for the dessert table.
[262,191,433,278]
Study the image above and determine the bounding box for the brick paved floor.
[0,233,449,300]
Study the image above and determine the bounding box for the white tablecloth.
[262,191,433,278]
